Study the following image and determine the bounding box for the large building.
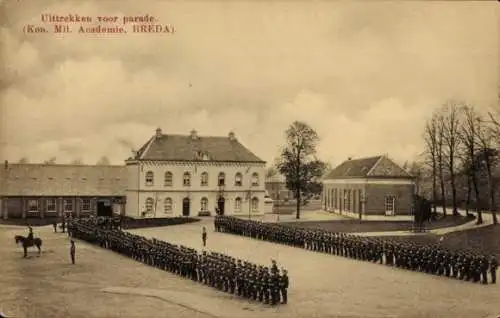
[124,128,267,218]
[322,155,415,217]
[0,162,127,219]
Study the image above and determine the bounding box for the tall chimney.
[4,160,7,170]
[155,127,162,139]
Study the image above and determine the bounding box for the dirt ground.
[1,220,499,318]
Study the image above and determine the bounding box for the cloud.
[0,1,497,166]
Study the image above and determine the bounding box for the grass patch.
[385,224,500,259]
[281,214,475,233]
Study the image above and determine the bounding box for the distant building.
[265,173,293,201]
[0,162,127,219]
[124,128,267,218]
[322,155,415,217]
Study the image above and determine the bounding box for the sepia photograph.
[0,1,499,317]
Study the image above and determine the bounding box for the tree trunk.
[432,160,438,214]
[439,168,447,217]
[295,190,301,219]
[472,173,483,224]
[465,174,472,217]
[450,171,459,216]
[487,171,498,224]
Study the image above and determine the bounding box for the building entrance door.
[182,198,190,216]
[217,197,225,215]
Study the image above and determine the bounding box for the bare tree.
[424,117,439,214]
[96,156,111,165]
[18,157,29,164]
[441,101,462,216]
[476,116,498,224]
[459,105,483,224]
[407,161,424,196]
[436,113,447,216]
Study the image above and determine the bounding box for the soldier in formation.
[215,215,497,285]
[69,217,290,305]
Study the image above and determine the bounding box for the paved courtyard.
[1,220,499,318]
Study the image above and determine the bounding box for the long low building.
[0,128,268,219]
[0,162,127,219]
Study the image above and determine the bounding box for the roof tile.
[0,164,127,196]
[137,133,265,163]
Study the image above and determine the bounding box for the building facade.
[322,155,415,217]
[265,174,293,201]
[0,162,127,219]
[124,128,267,218]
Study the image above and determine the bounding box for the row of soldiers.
[214,216,498,285]
[68,217,289,305]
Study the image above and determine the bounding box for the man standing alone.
[202,226,207,247]
[70,240,76,265]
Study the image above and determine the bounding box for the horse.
[14,235,43,258]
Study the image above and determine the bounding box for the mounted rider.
[27,225,34,244]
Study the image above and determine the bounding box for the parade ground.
[1,220,499,318]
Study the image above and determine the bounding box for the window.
[334,189,338,210]
[81,199,91,211]
[183,172,191,186]
[145,197,154,213]
[64,199,73,212]
[28,199,38,212]
[218,172,225,186]
[164,172,173,187]
[251,197,259,212]
[46,199,56,212]
[145,171,154,186]
[357,190,363,213]
[346,190,352,212]
[201,172,208,186]
[201,197,208,211]
[234,173,242,186]
[164,198,172,213]
[251,173,259,186]
[385,196,395,215]
[235,197,242,212]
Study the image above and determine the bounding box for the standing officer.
[490,256,498,284]
[202,226,207,247]
[280,268,289,304]
[70,240,76,264]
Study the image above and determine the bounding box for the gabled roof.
[134,129,265,163]
[323,155,412,179]
[0,163,127,196]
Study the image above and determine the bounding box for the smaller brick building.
[322,155,415,217]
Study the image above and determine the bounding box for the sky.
[0,1,498,168]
